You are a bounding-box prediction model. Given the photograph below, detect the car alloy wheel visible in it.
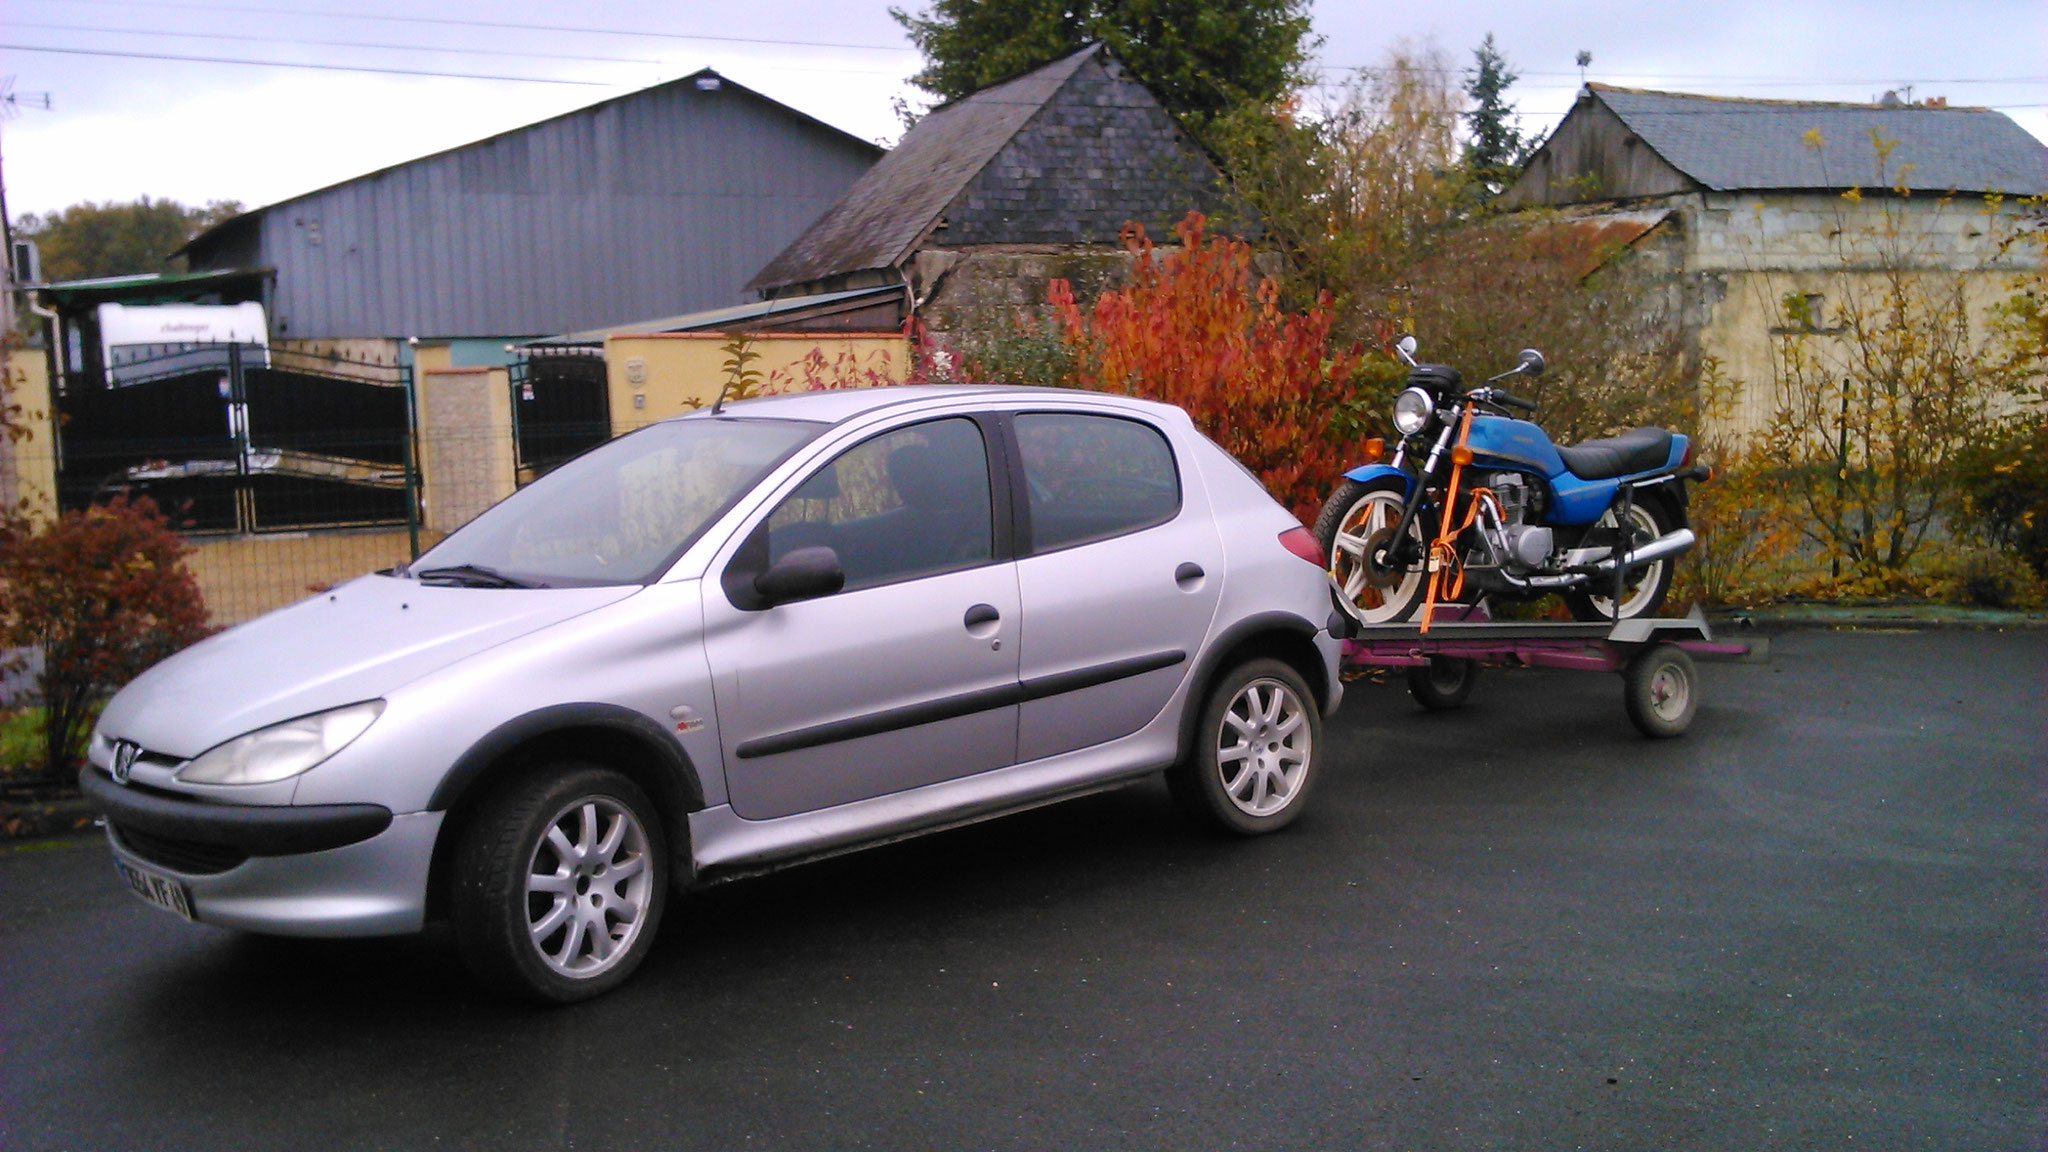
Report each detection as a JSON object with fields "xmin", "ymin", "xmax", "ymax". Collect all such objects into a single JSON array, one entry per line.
[
  {"xmin": 451, "ymin": 763, "xmax": 669, "ymax": 1003},
  {"xmin": 524, "ymin": 794, "xmax": 656, "ymax": 979},
  {"xmin": 1171, "ymin": 658, "xmax": 1321, "ymax": 835}
]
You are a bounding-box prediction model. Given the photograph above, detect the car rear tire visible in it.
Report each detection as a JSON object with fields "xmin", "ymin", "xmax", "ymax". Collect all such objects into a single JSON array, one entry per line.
[
  {"xmin": 450, "ymin": 763, "xmax": 668, "ymax": 1003},
  {"xmin": 1170, "ymin": 658, "xmax": 1321, "ymax": 836}
]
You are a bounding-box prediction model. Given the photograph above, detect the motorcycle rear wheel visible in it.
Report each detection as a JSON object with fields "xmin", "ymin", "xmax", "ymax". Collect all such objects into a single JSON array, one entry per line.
[
  {"xmin": 1564, "ymin": 495, "xmax": 1678, "ymax": 622},
  {"xmin": 1314, "ymin": 477, "xmax": 1429, "ymax": 626}
]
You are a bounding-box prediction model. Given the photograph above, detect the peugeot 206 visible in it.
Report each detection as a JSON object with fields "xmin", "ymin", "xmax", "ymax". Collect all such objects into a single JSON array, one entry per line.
[{"xmin": 84, "ymin": 385, "xmax": 1342, "ymax": 1001}]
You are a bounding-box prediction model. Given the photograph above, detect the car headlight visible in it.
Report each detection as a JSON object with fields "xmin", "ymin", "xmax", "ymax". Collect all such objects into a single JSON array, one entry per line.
[
  {"xmin": 175, "ymin": 701, "xmax": 385, "ymax": 786},
  {"xmin": 1392, "ymin": 387, "xmax": 1435, "ymax": 437}
]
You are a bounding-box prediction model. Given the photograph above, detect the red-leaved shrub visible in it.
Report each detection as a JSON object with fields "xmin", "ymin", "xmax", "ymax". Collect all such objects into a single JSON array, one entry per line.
[
  {"xmin": 1050, "ymin": 212, "xmax": 1364, "ymax": 523},
  {"xmin": 0, "ymin": 497, "xmax": 213, "ymax": 784}
]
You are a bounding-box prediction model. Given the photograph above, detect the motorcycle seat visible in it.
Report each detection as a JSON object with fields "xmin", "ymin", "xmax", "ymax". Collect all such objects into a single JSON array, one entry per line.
[{"xmin": 1556, "ymin": 427, "xmax": 1674, "ymax": 480}]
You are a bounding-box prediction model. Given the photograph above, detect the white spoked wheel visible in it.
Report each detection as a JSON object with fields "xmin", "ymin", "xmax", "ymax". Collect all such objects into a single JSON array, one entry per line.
[
  {"xmin": 1170, "ymin": 658, "xmax": 1322, "ymax": 835},
  {"xmin": 1314, "ymin": 477, "xmax": 1427, "ymax": 625},
  {"xmin": 1564, "ymin": 494, "xmax": 1679, "ymax": 619},
  {"xmin": 1567, "ymin": 498, "xmax": 1677, "ymax": 622}
]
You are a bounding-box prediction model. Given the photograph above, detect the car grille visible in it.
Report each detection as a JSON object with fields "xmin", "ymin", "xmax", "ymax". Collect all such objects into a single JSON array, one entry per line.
[{"xmin": 111, "ymin": 822, "xmax": 249, "ymax": 875}]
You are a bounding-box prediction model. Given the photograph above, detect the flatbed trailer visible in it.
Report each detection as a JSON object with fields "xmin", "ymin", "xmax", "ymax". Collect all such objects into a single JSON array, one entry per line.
[{"xmin": 1332, "ymin": 600, "xmax": 1761, "ymax": 737}]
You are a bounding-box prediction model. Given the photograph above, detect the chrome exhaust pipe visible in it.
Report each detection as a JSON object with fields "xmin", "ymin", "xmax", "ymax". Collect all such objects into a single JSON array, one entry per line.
[
  {"xmin": 1596, "ymin": 527, "xmax": 1695, "ymax": 572},
  {"xmin": 1491, "ymin": 528, "xmax": 1698, "ymax": 593}
]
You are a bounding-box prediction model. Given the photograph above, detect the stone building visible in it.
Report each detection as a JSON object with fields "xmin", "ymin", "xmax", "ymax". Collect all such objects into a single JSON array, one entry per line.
[
  {"xmin": 1502, "ymin": 84, "xmax": 2048, "ymax": 435},
  {"xmin": 746, "ymin": 43, "xmax": 1234, "ymax": 337}
]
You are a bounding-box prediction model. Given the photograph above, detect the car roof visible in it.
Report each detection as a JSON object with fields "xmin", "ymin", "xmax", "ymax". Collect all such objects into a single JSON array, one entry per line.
[{"xmin": 666, "ymin": 384, "xmax": 1181, "ymax": 427}]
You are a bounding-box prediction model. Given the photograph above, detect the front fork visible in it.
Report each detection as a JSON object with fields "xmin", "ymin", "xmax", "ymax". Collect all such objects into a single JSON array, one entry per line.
[{"xmin": 1380, "ymin": 420, "xmax": 1460, "ymax": 568}]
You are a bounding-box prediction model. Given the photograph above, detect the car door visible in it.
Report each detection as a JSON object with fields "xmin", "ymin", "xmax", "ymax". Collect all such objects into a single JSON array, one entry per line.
[
  {"xmin": 1007, "ymin": 410, "xmax": 1224, "ymax": 763},
  {"xmin": 701, "ymin": 415, "xmax": 1022, "ymax": 821}
]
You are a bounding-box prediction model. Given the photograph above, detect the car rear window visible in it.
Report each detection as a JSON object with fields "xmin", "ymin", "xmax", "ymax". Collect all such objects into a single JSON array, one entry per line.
[{"xmin": 1014, "ymin": 413, "xmax": 1180, "ymax": 552}]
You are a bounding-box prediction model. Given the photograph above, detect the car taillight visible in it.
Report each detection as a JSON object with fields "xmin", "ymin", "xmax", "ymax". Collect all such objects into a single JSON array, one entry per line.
[{"xmin": 1278, "ymin": 526, "xmax": 1325, "ymax": 568}]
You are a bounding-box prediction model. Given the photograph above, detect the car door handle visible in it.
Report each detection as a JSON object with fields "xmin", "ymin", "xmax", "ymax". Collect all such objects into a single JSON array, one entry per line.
[
  {"xmin": 963, "ymin": 603, "xmax": 1001, "ymax": 629},
  {"xmin": 1175, "ymin": 562, "xmax": 1205, "ymax": 587}
]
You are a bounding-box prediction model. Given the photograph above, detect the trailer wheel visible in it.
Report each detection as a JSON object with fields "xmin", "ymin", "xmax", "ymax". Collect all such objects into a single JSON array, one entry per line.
[
  {"xmin": 1623, "ymin": 643, "xmax": 1697, "ymax": 738},
  {"xmin": 1406, "ymin": 657, "xmax": 1478, "ymax": 711}
]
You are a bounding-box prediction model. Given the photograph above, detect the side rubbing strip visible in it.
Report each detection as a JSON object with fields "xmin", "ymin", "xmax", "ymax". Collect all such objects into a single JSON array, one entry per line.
[
  {"xmin": 733, "ymin": 650, "xmax": 1187, "ymax": 760},
  {"xmin": 1018, "ymin": 650, "xmax": 1186, "ymax": 702},
  {"xmin": 735, "ymin": 682, "xmax": 1022, "ymax": 759}
]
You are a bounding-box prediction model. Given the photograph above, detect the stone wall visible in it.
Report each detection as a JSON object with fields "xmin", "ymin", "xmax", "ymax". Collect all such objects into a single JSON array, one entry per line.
[
  {"xmin": 1674, "ymin": 192, "xmax": 2041, "ymax": 437},
  {"xmin": 913, "ymin": 245, "xmax": 1138, "ymax": 338}
]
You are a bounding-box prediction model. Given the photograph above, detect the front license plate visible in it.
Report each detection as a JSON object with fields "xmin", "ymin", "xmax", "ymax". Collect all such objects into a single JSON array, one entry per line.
[{"xmin": 114, "ymin": 857, "xmax": 195, "ymax": 922}]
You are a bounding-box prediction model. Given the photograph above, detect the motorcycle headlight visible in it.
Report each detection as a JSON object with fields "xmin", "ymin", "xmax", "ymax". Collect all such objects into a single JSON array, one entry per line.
[
  {"xmin": 175, "ymin": 701, "xmax": 384, "ymax": 786},
  {"xmin": 1392, "ymin": 387, "xmax": 1434, "ymax": 437}
]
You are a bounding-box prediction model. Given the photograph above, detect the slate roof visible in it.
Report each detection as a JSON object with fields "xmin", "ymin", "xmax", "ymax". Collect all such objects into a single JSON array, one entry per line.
[
  {"xmin": 1589, "ymin": 84, "xmax": 2048, "ymax": 195},
  {"xmin": 748, "ymin": 43, "xmax": 1226, "ymax": 293}
]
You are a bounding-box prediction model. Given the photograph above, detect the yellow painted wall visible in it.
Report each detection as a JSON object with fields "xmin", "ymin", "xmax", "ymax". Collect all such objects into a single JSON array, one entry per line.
[
  {"xmin": 187, "ymin": 528, "xmax": 444, "ymax": 626},
  {"xmin": 1699, "ymin": 268, "xmax": 2028, "ymax": 439},
  {"xmin": 604, "ymin": 332, "xmax": 910, "ymax": 434},
  {"xmin": 1, "ymin": 341, "xmax": 58, "ymax": 524},
  {"xmin": 1682, "ymin": 193, "xmax": 2042, "ymax": 441}
]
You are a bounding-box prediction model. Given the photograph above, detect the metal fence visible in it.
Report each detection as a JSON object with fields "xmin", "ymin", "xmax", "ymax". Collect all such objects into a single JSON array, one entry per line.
[
  {"xmin": 509, "ymin": 346, "xmax": 609, "ymax": 482},
  {"xmin": 6, "ymin": 343, "xmax": 642, "ymax": 626},
  {"xmin": 55, "ymin": 343, "xmax": 417, "ymax": 538}
]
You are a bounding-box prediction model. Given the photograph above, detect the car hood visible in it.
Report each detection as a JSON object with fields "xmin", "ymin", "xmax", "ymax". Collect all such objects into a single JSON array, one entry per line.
[{"xmin": 99, "ymin": 574, "xmax": 639, "ymax": 759}]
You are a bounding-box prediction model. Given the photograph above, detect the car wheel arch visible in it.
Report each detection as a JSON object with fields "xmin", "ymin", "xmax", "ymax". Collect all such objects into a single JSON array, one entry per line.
[
  {"xmin": 424, "ymin": 704, "xmax": 704, "ymax": 918},
  {"xmin": 1175, "ymin": 612, "xmax": 1330, "ymax": 767}
]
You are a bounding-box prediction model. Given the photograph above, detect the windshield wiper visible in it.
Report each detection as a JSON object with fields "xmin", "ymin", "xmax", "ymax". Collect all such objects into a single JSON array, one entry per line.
[{"xmin": 411, "ymin": 563, "xmax": 533, "ymax": 589}]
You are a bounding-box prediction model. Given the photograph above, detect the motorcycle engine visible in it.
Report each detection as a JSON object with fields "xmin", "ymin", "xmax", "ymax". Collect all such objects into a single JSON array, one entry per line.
[{"xmin": 1484, "ymin": 472, "xmax": 1552, "ymax": 572}]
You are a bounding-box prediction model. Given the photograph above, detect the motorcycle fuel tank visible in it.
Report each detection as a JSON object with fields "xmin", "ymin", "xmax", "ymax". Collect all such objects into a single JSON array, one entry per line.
[{"xmin": 1464, "ymin": 416, "xmax": 1564, "ymax": 474}]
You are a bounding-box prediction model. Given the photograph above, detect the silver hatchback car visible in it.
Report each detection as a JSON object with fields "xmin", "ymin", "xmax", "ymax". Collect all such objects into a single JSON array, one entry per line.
[{"xmin": 84, "ymin": 385, "xmax": 1342, "ymax": 1001}]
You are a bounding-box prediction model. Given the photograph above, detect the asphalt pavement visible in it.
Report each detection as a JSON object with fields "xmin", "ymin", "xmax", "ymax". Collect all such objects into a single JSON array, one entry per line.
[{"xmin": 1, "ymin": 629, "xmax": 2040, "ymax": 1151}]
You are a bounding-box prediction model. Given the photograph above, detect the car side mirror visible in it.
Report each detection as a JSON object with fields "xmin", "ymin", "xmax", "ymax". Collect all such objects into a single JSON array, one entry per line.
[
  {"xmin": 1516, "ymin": 348, "xmax": 1546, "ymax": 378},
  {"xmin": 753, "ymin": 546, "xmax": 844, "ymax": 607}
]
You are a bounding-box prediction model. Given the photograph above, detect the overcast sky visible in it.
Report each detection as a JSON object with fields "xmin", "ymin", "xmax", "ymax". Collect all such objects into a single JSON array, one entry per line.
[{"xmin": 3, "ymin": 0, "xmax": 2043, "ymax": 218}]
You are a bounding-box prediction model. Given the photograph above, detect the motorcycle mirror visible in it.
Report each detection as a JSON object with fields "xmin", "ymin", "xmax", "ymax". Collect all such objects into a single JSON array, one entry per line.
[
  {"xmin": 1515, "ymin": 348, "xmax": 1546, "ymax": 378},
  {"xmin": 1397, "ymin": 335, "xmax": 1418, "ymax": 358}
]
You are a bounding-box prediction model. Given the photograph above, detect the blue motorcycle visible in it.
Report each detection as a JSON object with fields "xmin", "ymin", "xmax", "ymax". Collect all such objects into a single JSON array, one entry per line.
[{"xmin": 1314, "ymin": 337, "xmax": 1710, "ymax": 625}]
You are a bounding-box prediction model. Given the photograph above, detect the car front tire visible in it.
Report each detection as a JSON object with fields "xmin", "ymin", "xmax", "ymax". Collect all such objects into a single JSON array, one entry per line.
[
  {"xmin": 450, "ymin": 763, "xmax": 668, "ymax": 1003},
  {"xmin": 1171, "ymin": 658, "xmax": 1321, "ymax": 836}
]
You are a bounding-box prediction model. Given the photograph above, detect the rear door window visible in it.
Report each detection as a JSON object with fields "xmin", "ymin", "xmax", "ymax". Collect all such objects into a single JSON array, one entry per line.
[{"xmin": 1013, "ymin": 413, "xmax": 1180, "ymax": 553}]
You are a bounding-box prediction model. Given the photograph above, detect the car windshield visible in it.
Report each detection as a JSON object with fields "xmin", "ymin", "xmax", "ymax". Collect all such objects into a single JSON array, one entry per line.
[{"xmin": 411, "ymin": 417, "xmax": 822, "ymax": 587}]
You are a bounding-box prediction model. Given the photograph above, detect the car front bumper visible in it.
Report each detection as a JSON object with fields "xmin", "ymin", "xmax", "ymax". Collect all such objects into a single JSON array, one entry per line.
[{"xmin": 82, "ymin": 767, "xmax": 443, "ymax": 937}]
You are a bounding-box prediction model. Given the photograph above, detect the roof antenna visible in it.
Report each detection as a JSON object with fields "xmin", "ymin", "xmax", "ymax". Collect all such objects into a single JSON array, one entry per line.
[
  {"xmin": 711, "ymin": 380, "xmax": 730, "ymax": 414},
  {"xmin": 1576, "ymin": 51, "xmax": 1592, "ymax": 86}
]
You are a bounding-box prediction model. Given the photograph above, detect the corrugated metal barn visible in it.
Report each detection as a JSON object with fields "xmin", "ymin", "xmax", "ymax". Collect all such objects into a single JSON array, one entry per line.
[{"xmin": 180, "ymin": 70, "xmax": 882, "ymax": 342}]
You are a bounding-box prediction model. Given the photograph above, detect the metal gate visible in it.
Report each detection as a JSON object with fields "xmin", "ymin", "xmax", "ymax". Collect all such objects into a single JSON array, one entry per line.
[
  {"xmin": 509, "ymin": 347, "xmax": 610, "ymax": 483},
  {"xmin": 55, "ymin": 344, "xmax": 417, "ymax": 534}
]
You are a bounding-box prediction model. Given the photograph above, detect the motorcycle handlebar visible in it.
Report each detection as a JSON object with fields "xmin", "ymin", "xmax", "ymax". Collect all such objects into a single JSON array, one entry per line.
[{"xmin": 1475, "ymin": 388, "xmax": 1538, "ymax": 413}]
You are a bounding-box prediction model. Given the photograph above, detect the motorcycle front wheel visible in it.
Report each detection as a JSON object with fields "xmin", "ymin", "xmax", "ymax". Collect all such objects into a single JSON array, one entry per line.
[
  {"xmin": 1314, "ymin": 477, "xmax": 1429, "ymax": 626},
  {"xmin": 1564, "ymin": 495, "xmax": 1678, "ymax": 622}
]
